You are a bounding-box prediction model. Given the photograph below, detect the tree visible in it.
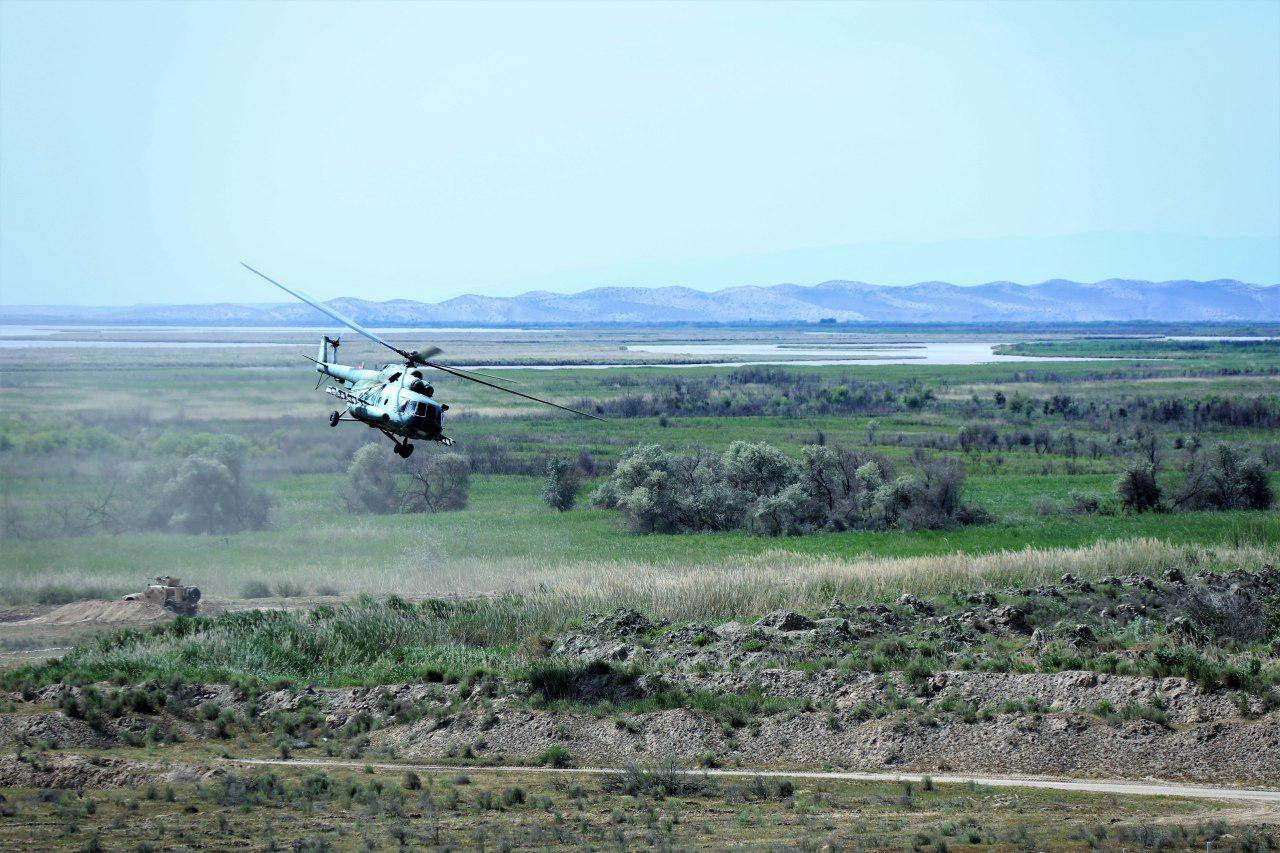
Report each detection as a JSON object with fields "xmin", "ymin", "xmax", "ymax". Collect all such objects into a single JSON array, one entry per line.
[
  {"xmin": 1174, "ymin": 442, "xmax": 1273, "ymax": 511},
  {"xmin": 401, "ymin": 452, "xmax": 471, "ymax": 513},
  {"xmin": 720, "ymin": 441, "xmax": 797, "ymax": 502},
  {"xmin": 164, "ymin": 456, "xmax": 244, "ymax": 533},
  {"xmin": 752, "ymin": 483, "xmax": 808, "ymax": 536},
  {"xmin": 339, "ymin": 443, "xmax": 399, "ymax": 514},
  {"xmin": 133, "ymin": 436, "xmax": 272, "ymax": 533},
  {"xmin": 1115, "ymin": 461, "xmax": 1162, "ymax": 513},
  {"xmin": 542, "ymin": 456, "xmax": 582, "ymax": 512},
  {"xmin": 1134, "ymin": 426, "xmax": 1161, "ymax": 470},
  {"xmin": 594, "ymin": 441, "xmax": 983, "ymax": 536}
]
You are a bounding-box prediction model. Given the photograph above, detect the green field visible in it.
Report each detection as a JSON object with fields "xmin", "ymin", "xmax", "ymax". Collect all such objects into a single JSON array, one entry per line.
[{"xmin": 2, "ymin": 325, "xmax": 1278, "ymax": 604}]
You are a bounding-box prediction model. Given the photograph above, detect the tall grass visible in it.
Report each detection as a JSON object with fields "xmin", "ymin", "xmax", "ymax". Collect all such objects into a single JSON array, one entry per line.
[
  {"xmin": 400, "ymin": 538, "xmax": 1275, "ymax": 627},
  {"xmin": 7, "ymin": 539, "xmax": 1275, "ymax": 688},
  {"xmin": 11, "ymin": 599, "xmax": 514, "ymax": 687},
  {"xmin": 3, "ymin": 491, "xmax": 1276, "ymax": 605}
]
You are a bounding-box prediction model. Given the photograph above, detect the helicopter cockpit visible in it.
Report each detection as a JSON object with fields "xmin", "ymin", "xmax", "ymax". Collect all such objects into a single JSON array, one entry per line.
[{"xmin": 399, "ymin": 396, "xmax": 443, "ymax": 437}]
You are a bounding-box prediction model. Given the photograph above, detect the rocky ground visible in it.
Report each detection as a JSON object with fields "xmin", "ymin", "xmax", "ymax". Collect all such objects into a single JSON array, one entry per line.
[{"xmin": 1, "ymin": 565, "xmax": 1277, "ymax": 791}]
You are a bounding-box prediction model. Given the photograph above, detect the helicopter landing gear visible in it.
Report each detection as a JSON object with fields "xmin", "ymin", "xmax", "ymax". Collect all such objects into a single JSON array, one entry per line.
[
  {"xmin": 393, "ymin": 442, "xmax": 415, "ymax": 458},
  {"xmin": 329, "ymin": 411, "xmax": 341, "ymax": 427}
]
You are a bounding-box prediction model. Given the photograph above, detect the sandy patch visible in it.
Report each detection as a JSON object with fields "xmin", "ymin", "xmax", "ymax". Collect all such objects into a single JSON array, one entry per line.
[{"xmin": 17, "ymin": 599, "xmax": 173, "ymax": 625}]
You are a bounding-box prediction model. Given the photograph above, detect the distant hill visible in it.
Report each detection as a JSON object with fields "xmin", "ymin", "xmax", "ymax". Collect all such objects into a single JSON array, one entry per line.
[{"xmin": 4, "ymin": 279, "xmax": 1277, "ymax": 325}]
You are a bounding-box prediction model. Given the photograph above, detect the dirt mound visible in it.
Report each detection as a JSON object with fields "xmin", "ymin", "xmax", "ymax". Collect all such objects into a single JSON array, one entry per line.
[
  {"xmin": 375, "ymin": 705, "xmax": 1280, "ymax": 786},
  {"xmin": 21, "ymin": 599, "xmax": 172, "ymax": 625},
  {"xmin": 0, "ymin": 752, "xmax": 189, "ymax": 788},
  {"xmin": 0, "ymin": 712, "xmax": 116, "ymax": 749}
]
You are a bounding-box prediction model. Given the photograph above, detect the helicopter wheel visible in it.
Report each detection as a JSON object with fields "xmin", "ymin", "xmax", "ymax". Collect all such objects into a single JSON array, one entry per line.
[
  {"xmin": 394, "ymin": 442, "xmax": 414, "ymax": 458},
  {"xmin": 328, "ymin": 411, "xmax": 341, "ymax": 427}
]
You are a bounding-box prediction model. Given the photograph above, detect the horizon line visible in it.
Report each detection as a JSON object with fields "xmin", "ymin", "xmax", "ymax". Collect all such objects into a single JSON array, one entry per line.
[{"xmin": 3, "ymin": 276, "xmax": 1278, "ymax": 310}]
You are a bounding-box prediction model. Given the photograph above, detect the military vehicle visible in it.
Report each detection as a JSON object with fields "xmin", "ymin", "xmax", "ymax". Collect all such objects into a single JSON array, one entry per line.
[
  {"xmin": 241, "ymin": 263, "xmax": 605, "ymax": 458},
  {"xmin": 123, "ymin": 576, "xmax": 201, "ymax": 615}
]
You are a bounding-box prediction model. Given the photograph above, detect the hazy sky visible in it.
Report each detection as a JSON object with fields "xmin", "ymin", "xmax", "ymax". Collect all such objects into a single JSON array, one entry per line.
[{"xmin": 1, "ymin": 0, "xmax": 1277, "ymax": 306}]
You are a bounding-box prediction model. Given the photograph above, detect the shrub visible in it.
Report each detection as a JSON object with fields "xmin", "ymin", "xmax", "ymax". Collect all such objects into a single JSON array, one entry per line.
[
  {"xmin": 538, "ymin": 745, "xmax": 571, "ymax": 767},
  {"xmin": 1115, "ymin": 461, "xmax": 1161, "ymax": 512},
  {"xmin": 1180, "ymin": 589, "xmax": 1273, "ymax": 645},
  {"xmin": 241, "ymin": 580, "xmax": 272, "ymax": 599},
  {"xmin": 1174, "ymin": 443, "xmax": 1274, "ymax": 511},
  {"xmin": 542, "ymin": 457, "xmax": 582, "ymax": 512},
  {"xmin": 1069, "ymin": 492, "xmax": 1101, "ymax": 514},
  {"xmin": 131, "ymin": 436, "xmax": 272, "ymax": 534},
  {"xmin": 602, "ymin": 762, "xmax": 717, "ymax": 798},
  {"xmin": 339, "ymin": 444, "xmax": 399, "ymax": 514},
  {"xmin": 401, "ymin": 452, "xmax": 470, "ymax": 513},
  {"xmin": 593, "ymin": 441, "xmax": 985, "ymax": 536}
]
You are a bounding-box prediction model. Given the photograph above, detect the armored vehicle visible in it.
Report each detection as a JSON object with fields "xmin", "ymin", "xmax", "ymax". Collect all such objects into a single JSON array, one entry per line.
[{"xmin": 123, "ymin": 576, "xmax": 201, "ymax": 615}]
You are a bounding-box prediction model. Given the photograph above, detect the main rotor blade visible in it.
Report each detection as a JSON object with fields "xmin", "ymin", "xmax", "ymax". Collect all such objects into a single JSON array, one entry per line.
[
  {"xmin": 424, "ymin": 362, "xmax": 606, "ymax": 421},
  {"xmin": 434, "ymin": 364, "xmax": 520, "ymax": 384},
  {"xmin": 241, "ymin": 262, "xmax": 425, "ymax": 363}
]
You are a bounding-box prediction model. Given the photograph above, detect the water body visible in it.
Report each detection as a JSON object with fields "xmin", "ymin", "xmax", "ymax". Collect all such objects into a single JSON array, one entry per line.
[
  {"xmin": 1, "ymin": 327, "xmax": 1264, "ymax": 365},
  {"xmin": 619, "ymin": 342, "xmax": 1105, "ymax": 366},
  {"xmin": 463, "ymin": 344, "xmax": 1109, "ymax": 371},
  {"xmin": 0, "ymin": 339, "xmax": 303, "ymax": 349},
  {"xmin": 1161, "ymin": 335, "xmax": 1278, "ymax": 342}
]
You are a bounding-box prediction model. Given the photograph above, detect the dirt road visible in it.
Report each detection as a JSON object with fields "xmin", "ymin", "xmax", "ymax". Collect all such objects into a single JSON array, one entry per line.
[{"xmin": 226, "ymin": 757, "xmax": 1280, "ymax": 805}]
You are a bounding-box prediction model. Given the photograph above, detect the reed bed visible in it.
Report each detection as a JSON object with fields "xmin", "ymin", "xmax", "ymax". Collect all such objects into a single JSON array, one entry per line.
[{"xmin": 8, "ymin": 539, "xmax": 1275, "ymax": 688}]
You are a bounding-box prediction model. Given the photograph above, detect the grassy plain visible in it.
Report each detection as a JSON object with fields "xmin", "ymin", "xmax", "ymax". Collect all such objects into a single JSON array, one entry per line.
[
  {"xmin": 0, "ymin": 758, "xmax": 1256, "ymax": 851},
  {"xmin": 2, "ymin": 324, "xmax": 1278, "ymax": 605},
  {"xmin": 3, "ymin": 326, "xmax": 1280, "ymax": 849}
]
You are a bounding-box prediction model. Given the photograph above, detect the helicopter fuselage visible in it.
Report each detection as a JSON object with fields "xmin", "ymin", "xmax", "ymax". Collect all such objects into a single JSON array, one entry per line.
[{"xmin": 317, "ymin": 358, "xmax": 447, "ymax": 443}]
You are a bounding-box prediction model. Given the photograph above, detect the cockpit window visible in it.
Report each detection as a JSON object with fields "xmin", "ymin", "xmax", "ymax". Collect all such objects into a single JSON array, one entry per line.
[
  {"xmin": 388, "ymin": 372, "xmax": 402, "ymax": 382},
  {"xmin": 415, "ymin": 402, "xmax": 427, "ymax": 416}
]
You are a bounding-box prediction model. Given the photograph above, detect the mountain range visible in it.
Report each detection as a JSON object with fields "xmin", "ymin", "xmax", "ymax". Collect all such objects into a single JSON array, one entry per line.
[{"xmin": 4, "ymin": 279, "xmax": 1277, "ymax": 325}]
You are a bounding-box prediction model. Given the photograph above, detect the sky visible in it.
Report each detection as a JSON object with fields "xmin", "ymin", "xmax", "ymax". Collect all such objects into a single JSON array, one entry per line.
[{"xmin": 0, "ymin": 0, "xmax": 1277, "ymax": 306}]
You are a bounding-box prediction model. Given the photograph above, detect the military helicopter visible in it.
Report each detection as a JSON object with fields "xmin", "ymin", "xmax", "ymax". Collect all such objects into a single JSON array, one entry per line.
[{"xmin": 242, "ymin": 263, "xmax": 604, "ymax": 458}]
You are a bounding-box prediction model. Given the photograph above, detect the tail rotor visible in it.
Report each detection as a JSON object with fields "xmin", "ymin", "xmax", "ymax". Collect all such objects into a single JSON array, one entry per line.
[{"xmin": 316, "ymin": 335, "xmax": 342, "ymax": 388}]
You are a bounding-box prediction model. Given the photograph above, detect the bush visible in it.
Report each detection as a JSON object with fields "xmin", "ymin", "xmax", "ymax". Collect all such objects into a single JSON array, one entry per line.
[
  {"xmin": 339, "ymin": 444, "xmax": 399, "ymax": 514},
  {"xmin": 132, "ymin": 436, "xmax": 272, "ymax": 534},
  {"xmin": 1115, "ymin": 461, "xmax": 1161, "ymax": 512},
  {"xmin": 542, "ymin": 457, "xmax": 582, "ymax": 512},
  {"xmin": 241, "ymin": 580, "xmax": 272, "ymax": 599},
  {"xmin": 538, "ymin": 745, "xmax": 571, "ymax": 767},
  {"xmin": 592, "ymin": 441, "xmax": 986, "ymax": 536},
  {"xmin": 400, "ymin": 452, "xmax": 470, "ymax": 513},
  {"xmin": 602, "ymin": 762, "xmax": 717, "ymax": 798},
  {"xmin": 1174, "ymin": 443, "xmax": 1274, "ymax": 511},
  {"xmin": 1069, "ymin": 492, "xmax": 1101, "ymax": 514}
]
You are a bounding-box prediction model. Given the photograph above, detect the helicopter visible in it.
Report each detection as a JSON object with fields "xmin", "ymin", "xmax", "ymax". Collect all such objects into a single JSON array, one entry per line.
[{"xmin": 242, "ymin": 263, "xmax": 604, "ymax": 458}]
